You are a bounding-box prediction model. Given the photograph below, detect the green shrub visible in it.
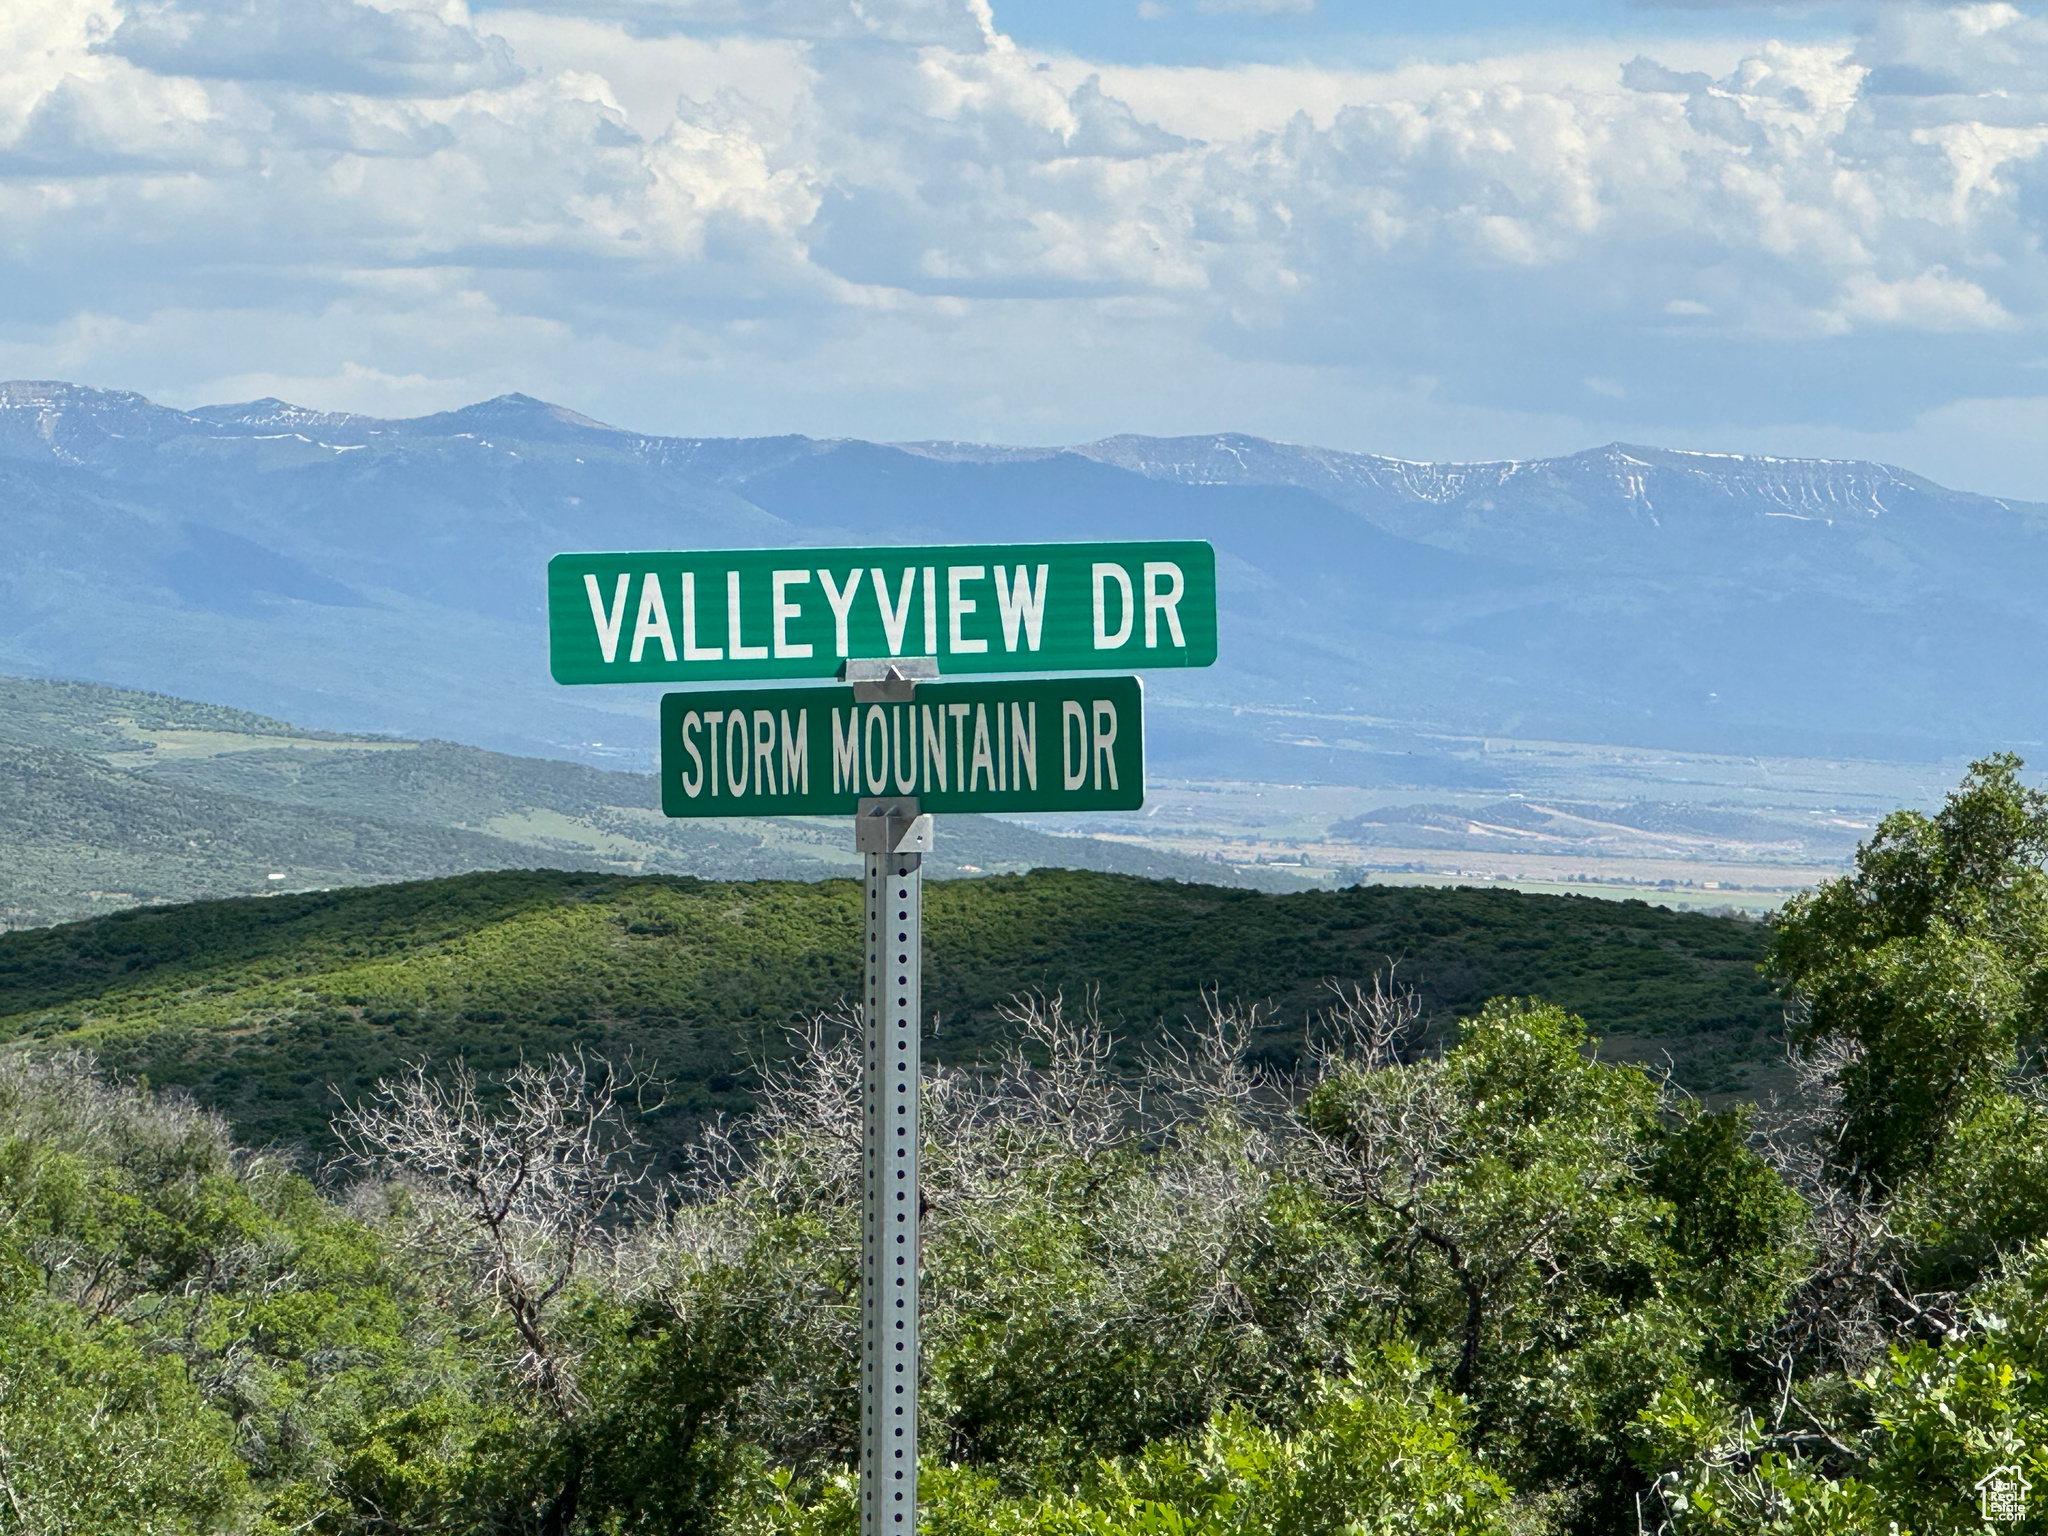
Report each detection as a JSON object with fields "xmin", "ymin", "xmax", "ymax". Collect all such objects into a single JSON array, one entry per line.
[{"xmin": 725, "ymin": 1366, "xmax": 1508, "ymax": 1536}]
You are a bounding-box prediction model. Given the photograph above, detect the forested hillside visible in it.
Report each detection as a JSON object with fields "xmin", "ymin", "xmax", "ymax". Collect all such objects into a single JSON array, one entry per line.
[
  {"xmin": 8, "ymin": 760, "xmax": 2048, "ymax": 1536},
  {"xmin": 0, "ymin": 869, "xmax": 1778, "ymax": 1152}
]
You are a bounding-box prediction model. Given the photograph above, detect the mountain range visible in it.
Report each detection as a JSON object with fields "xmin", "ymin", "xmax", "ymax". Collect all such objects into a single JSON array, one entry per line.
[{"xmin": 3, "ymin": 379, "xmax": 2042, "ymax": 784}]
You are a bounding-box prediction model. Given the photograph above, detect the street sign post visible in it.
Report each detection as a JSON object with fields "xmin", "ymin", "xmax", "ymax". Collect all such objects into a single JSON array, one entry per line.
[
  {"xmin": 862, "ymin": 814, "xmax": 923, "ymax": 1536},
  {"xmin": 549, "ymin": 540, "xmax": 1215, "ymax": 683},
  {"xmin": 548, "ymin": 539, "xmax": 1215, "ymax": 1536}
]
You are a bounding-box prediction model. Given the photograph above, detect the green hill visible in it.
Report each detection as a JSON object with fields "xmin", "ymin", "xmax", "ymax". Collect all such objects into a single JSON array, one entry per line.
[
  {"xmin": 0, "ymin": 673, "xmax": 1302, "ymax": 927},
  {"xmin": 0, "ymin": 867, "xmax": 1782, "ymax": 1151},
  {"xmin": 0, "ymin": 742, "xmax": 583, "ymax": 921}
]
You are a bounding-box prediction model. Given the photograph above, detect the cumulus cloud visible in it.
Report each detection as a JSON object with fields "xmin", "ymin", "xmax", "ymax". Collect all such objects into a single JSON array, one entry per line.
[
  {"xmin": 1, "ymin": 0, "xmax": 2047, "ymax": 464},
  {"xmin": 106, "ymin": 0, "xmax": 524, "ymax": 95},
  {"xmin": 1620, "ymin": 54, "xmax": 1713, "ymax": 92},
  {"xmin": 482, "ymin": 0, "xmax": 996, "ymax": 46}
]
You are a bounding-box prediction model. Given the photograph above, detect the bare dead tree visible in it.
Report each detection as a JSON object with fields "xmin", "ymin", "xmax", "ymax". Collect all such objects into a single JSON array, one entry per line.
[
  {"xmin": 1143, "ymin": 988, "xmax": 1268, "ymax": 1131},
  {"xmin": 960, "ymin": 992, "xmax": 1135, "ymax": 1163},
  {"xmin": 1744, "ymin": 1029, "xmax": 1968, "ymax": 1384},
  {"xmin": 333, "ymin": 1051, "xmax": 653, "ymax": 1418},
  {"xmin": 1296, "ymin": 973, "xmax": 1453, "ymax": 1205},
  {"xmin": 679, "ymin": 1010, "xmax": 867, "ymax": 1221},
  {"xmin": 919, "ymin": 990, "xmax": 1309, "ymax": 1411},
  {"xmin": 1310, "ymin": 972, "xmax": 1424, "ymax": 1079}
]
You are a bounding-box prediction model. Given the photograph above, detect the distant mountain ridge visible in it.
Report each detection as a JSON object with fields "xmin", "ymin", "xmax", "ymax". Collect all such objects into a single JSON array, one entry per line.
[
  {"xmin": 1078, "ymin": 433, "xmax": 1937, "ymax": 514},
  {"xmin": 0, "ymin": 379, "xmax": 1959, "ymax": 531},
  {"xmin": 1, "ymin": 379, "xmax": 2041, "ymax": 777}
]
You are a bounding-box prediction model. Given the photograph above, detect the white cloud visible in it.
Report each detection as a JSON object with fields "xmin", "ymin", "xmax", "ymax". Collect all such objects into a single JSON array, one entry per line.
[
  {"xmin": 2, "ymin": 0, "xmax": 2048, "ymax": 489},
  {"xmin": 1832, "ymin": 265, "xmax": 2010, "ymax": 330},
  {"xmin": 105, "ymin": 0, "xmax": 524, "ymax": 96}
]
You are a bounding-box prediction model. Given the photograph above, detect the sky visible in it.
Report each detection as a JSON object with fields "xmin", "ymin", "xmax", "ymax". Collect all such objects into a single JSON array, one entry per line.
[{"xmin": 3, "ymin": 0, "xmax": 2047, "ymax": 496}]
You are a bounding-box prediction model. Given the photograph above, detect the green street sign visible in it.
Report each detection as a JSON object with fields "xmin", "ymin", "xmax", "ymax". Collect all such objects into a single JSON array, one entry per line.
[
  {"xmin": 659, "ymin": 676, "xmax": 1144, "ymax": 816},
  {"xmin": 550, "ymin": 542, "xmax": 1215, "ymax": 684}
]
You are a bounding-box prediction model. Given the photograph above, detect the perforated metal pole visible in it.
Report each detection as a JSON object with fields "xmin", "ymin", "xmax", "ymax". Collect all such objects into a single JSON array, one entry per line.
[{"xmin": 856, "ymin": 795, "xmax": 930, "ymax": 1536}]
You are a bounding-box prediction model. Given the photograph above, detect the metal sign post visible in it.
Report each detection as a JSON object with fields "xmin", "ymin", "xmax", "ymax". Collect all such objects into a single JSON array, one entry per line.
[
  {"xmin": 850, "ymin": 663, "xmax": 935, "ymax": 1536},
  {"xmin": 858, "ymin": 797, "xmax": 930, "ymax": 1535},
  {"xmin": 545, "ymin": 537, "xmax": 1218, "ymax": 1536}
]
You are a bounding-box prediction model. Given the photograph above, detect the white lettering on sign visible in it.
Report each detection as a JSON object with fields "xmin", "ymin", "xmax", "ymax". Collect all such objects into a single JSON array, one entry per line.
[
  {"xmin": 753, "ymin": 710, "xmax": 777, "ymax": 795},
  {"xmin": 1092, "ymin": 700, "xmax": 1120, "ymax": 791},
  {"xmin": 726, "ymin": 706, "xmax": 751, "ymax": 794},
  {"xmin": 920, "ymin": 708, "xmax": 945, "ymax": 791},
  {"xmin": 948, "ymin": 704, "xmax": 970, "ymax": 788},
  {"xmin": 685, "ymin": 697, "xmax": 1093, "ymax": 805},
  {"xmin": 681, "ymin": 710, "xmax": 705, "ymax": 797},
  {"xmin": 773, "ymin": 571, "xmax": 813, "ymax": 659},
  {"xmin": 995, "ymin": 565, "xmax": 1048, "ymax": 652},
  {"xmin": 684, "ymin": 707, "xmax": 814, "ymax": 799},
  {"xmin": 703, "ymin": 711, "xmax": 724, "ymax": 796},
  {"xmin": 820, "ymin": 568, "xmax": 862, "ymax": 658},
  {"xmin": 948, "ymin": 567, "xmax": 988, "ymax": 654},
  {"xmin": 889, "ymin": 708, "xmax": 913, "ymax": 795},
  {"xmin": 1062, "ymin": 700, "xmax": 1087, "ymax": 790},
  {"xmin": 781, "ymin": 710, "xmax": 809, "ymax": 795},
  {"xmin": 1092, "ymin": 564, "xmax": 1133, "ymax": 650},
  {"xmin": 599, "ymin": 559, "xmax": 1174, "ymax": 673},
  {"xmin": 631, "ymin": 573, "xmax": 676, "ymax": 663},
  {"xmin": 681, "ymin": 573, "xmax": 723, "ymax": 661},
  {"xmin": 1010, "ymin": 703, "xmax": 1038, "ymax": 790},
  {"xmin": 727, "ymin": 571, "xmax": 768, "ymax": 662},
  {"xmin": 873, "ymin": 567, "xmax": 916, "ymax": 656},
  {"xmin": 968, "ymin": 705, "xmax": 995, "ymax": 793},
  {"xmin": 585, "ymin": 573, "xmax": 630, "ymax": 664},
  {"xmin": 1143, "ymin": 562, "xmax": 1186, "ymax": 649},
  {"xmin": 863, "ymin": 705, "xmax": 888, "ymax": 796},
  {"xmin": 833, "ymin": 708, "xmax": 859, "ymax": 793}
]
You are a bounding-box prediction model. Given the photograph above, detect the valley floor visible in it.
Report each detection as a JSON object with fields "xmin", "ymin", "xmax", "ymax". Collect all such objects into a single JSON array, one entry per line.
[{"xmin": 1011, "ymin": 737, "xmax": 1970, "ymax": 912}]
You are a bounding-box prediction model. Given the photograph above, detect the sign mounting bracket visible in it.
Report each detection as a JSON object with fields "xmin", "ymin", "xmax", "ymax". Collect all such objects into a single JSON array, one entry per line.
[{"xmin": 844, "ymin": 656, "xmax": 940, "ymax": 702}]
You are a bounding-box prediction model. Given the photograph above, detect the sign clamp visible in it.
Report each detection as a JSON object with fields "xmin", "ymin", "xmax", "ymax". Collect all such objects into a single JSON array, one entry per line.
[
  {"xmin": 849, "ymin": 660, "xmax": 938, "ymax": 853},
  {"xmin": 844, "ymin": 656, "xmax": 939, "ymax": 702}
]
